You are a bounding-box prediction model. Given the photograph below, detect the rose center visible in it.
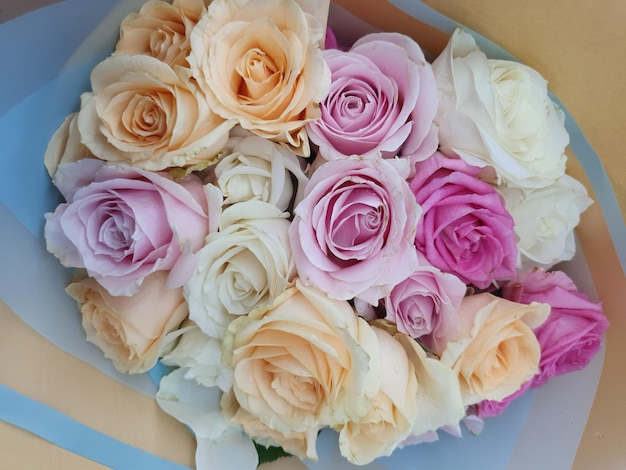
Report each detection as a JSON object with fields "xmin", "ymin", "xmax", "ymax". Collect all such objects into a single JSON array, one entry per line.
[
  {"xmin": 326, "ymin": 186, "xmax": 388, "ymax": 262},
  {"xmin": 237, "ymin": 48, "xmax": 281, "ymax": 100}
]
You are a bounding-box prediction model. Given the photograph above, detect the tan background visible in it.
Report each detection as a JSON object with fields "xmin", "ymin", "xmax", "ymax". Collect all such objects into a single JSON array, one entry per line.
[{"xmin": 1, "ymin": 0, "xmax": 625, "ymax": 469}]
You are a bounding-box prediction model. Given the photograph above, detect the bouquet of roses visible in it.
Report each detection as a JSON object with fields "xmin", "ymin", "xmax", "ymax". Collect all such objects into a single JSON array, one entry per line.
[{"xmin": 42, "ymin": 0, "xmax": 608, "ymax": 467}]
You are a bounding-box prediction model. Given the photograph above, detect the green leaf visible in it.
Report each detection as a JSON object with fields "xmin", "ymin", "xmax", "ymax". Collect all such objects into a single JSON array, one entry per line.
[{"xmin": 254, "ymin": 442, "xmax": 291, "ymax": 466}]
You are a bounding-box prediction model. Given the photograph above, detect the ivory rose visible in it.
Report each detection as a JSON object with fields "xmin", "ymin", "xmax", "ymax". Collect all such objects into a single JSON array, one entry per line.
[
  {"xmin": 44, "ymin": 113, "xmax": 94, "ymax": 177},
  {"xmin": 45, "ymin": 159, "xmax": 220, "ymax": 296},
  {"xmin": 77, "ymin": 54, "xmax": 232, "ymax": 171},
  {"xmin": 410, "ymin": 152, "xmax": 517, "ymax": 289},
  {"xmin": 160, "ymin": 321, "xmax": 233, "ymax": 392},
  {"xmin": 336, "ymin": 326, "xmax": 418, "ymax": 465},
  {"xmin": 439, "ymin": 293, "xmax": 550, "ymax": 405},
  {"xmin": 432, "ymin": 28, "xmax": 568, "ymax": 189},
  {"xmin": 66, "ymin": 271, "xmax": 188, "ymax": 374},
  {"xmin": 222, "ymin": 280, "xmax": 380, "ymax": 437},
  {"xmin": 185, "ymin": 201, "xmax": 295, "ymax": 338},
  {"xmin": 188, "ymin": 0, "xmax": 331, "ymax": 155},
  {"xmin": 289, "ymin": 156, "xmax": 421, "ymax": 304},
  {"xmin": 502, "ymin": 268, "xmax": 608, "ymax": 388},
  {"xmin": 337, "ymin": 321, "xmax": 465, "ymax": 464},
  {"xmin": 156, "ymin": 369, "xmax": 258, "ymax": 470},
  {"xmin": 499, "ymin": 175, "xmax": 593, "ymax": 269},
  {"xmin": 306, "ymin": 32, "xmax": 438, "ymax": 177},
  {"xmin": 114, "ymin": 0, "xmax": 206, "ymax": 68},
  {"xmin": 208, "ymin": 131, "xmax": 308, "ymax": 211}
]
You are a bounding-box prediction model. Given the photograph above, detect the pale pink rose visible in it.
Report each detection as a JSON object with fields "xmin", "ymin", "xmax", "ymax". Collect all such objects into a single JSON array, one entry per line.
[
  {"xmin": 66, "ymin": 270, "xmax": 188, "ymax": 374},
  {"xmin": 306, "ymin": 32, "xmax": 438, "ymax": 177},
  {"xmin": 45, "ymin": 159, "xmax": 221, "ymax": 296},
  {"xmin": 439, "ymin": 293, "xmax": 549, "ymax": 405},
  {"xmin": 114, "ymin": 0, "xmax": 207, "ymax": 68},
  {"xmin": 502, "ymin": 268, "xmax": 608, "ymax": 388},
  {"xmin": 289, "ymin": 156, "xmax": 421, "ymax": 304},
  {"xmin": 188, "ymin": 0, "xmax": 331, "ymax": 156},
  {"xmin": 383, "ymin": 256, "xmax": 466, "ymax": 352},
  {"xmin": 44, "ymin": 112, "xmax": 94, "ymax": 178},
  {"xmin": 409, "ymin": 152, "xmax": 517, "ymax": 289},
  {"xmin": 77, "ymin": 54, "xmax": 232, "ymax": 171},
  {"xmin": 324, "ymin": 26, "xmax": 338, "ymax": 50},
  {"xmin": 222, "ymin": 280, "xmax": 380, "ymax": 437}
]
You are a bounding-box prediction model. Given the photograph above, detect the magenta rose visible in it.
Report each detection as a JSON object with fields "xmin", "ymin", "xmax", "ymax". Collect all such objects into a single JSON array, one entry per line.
[
  {"xmin": 502, "ymin": 268, "xmax": 608, "ymax": 388},
  {"xmin": 306, "ymin": 32, "xmax": 438, "ymax": 177},
  {"xmin": 45, "ymin": 159, "xmax": 220, "ymax": 296},
  {"xmin": 289, "ymin": 156, "xmax": 421, "ymax": 304},
  {"xmin": 383, "ymin": 255, "xmax": 466, "ymax": 351},
  {"xmin": 409, "ymin": 152, "xmax": 517, "ymax": 289}
]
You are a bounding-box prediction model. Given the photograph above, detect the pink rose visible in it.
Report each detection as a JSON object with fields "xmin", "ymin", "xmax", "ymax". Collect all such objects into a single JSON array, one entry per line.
[
  {"xmin": 383, "ymin": 255, "xmax": 466, "ymax": 351},
  {"xmin": 409, "ymin": 152, "xmax": 517, "ymax": 289},
  {"xmin": 324, "ymin": 26, "xmax": 339, "ymax": 50},
  {"xmin": 306, "ymin": 32, "xmax": 438, "ymax": 177},
  {"xmin": 45, "ymin": 159, "xmax": 221, "ymax": 296},
  {"xmin": 289, "ymin": 156, "xmax": 421, "ymax": 304},
  {"xmin": 502, "ymin": 268, "xmax": 608, "ymax": 388}
]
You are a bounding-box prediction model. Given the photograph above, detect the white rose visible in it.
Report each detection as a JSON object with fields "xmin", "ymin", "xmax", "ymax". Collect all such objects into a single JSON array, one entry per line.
[
  {"xmin": 499, "ymin": 174, "xmax": 593, "ymax": 269},
  {"xmin": 161, "ymin": 321, "xmax": 233, "ymax": 392},
  {"xmin": 156, "ymin": 369, "xmax": 258, "ymax": 470},
  {"xmin": 212, "ymin": 130, "xmax": 308, "ymax": 211},
  {"xmin": 432, "ymin": 28, "xmax": 568, "ymax": 189},
  {"xmin": 185, "ymin": 201, "xmax": 295, "ymax": 338}
]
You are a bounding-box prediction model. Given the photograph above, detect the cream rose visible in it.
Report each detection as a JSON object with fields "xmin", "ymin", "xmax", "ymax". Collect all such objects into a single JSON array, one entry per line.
[
  {"xmin": 77, "ymin": 54, "xmax": 232, "ymax": 171},
  {"xmin": 432, "ymin": 28, "xmax": 568, "ymax": 189},
  {"xmin": 336, "ymin": 326, "xmax": 418, "ymax": 465},
  {"xmin": 499, "ymin": 174, "xmax": 593, "ymax": 269},
  {"xmin": 209, "ymin": 130, "xmax": 308, "ymax": 211},
  {"xmin": 66, "ymin": 270, "xmax": 188, "ymax": 374},
  {"xmin": 439, "ymin": 293, "xmax": 550, "ymax": 405},
  {"xmin": 114, "ymin": 0, "xmax": 206, "ymax": 68},
  {"xmin": 185, "ymin": 201, "xmax": 295, "ymax": 338},
  {"xmin": 188, "ymin": 0, "xmax": 331, "ymax": 155},
  {"xmin": 160, "ymin": 321, "xmax": 233, "ymax": 392},
  {"xmin": 44, "ymin": 112, "xmax": 94, "ymax": 177},
  {"xmin": 222, "ymin": 280, "xmax": 380, "ymax": 437},
  {"xmin": 337, "ymin": 321, "xmax": 465, "ymax": 464}
]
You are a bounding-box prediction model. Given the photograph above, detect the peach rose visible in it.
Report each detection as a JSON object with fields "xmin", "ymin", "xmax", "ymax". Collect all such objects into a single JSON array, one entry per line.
[
  {"xmin": 188, "ymin": 0, "xmax": 331, "ymax": 155},
  {"xmin": 114, "ymin": 0, "xmax": 207, "ymax": 68},
  {"xmin": 77, "ymin": 54, "xmax": 233, "ymax": 171},
  {"xmin": 66, "ymin": 270, "xmax": 188, "ymax": 374},
  {"xmin": 44, "ymin": 112, "xmax": 94, "ymax": 177},
  {"xmin": 439, "ymin": 293, "xmax": 549, "ymax": 405},
  {"xmin": 337, "ymin": 322, "xmax": 465, "ymax": 464},
  {"xmin": 222, "ymin": 280, "xmax": 379, "ymax": 438},
  {"xmin": 222, "ymin": 390, "xmax": 319, "ymax": 461}
]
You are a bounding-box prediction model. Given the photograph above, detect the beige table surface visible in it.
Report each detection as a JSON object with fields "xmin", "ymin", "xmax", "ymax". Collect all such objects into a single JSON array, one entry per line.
[{"xmin": 1, "ymin": 1, "xmax": 625, "ymax": 469}]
